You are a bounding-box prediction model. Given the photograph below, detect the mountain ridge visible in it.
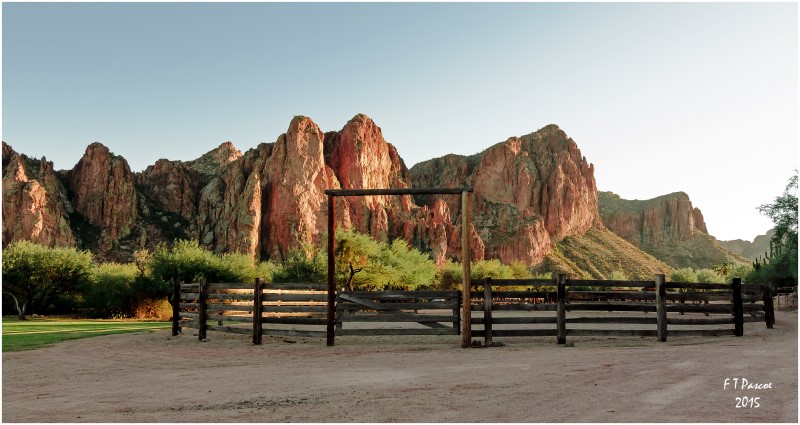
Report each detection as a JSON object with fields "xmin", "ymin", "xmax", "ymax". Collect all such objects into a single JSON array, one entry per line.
[{"xmin": 2, "ymin": 115, "xmax": 739, "ymax": 276}]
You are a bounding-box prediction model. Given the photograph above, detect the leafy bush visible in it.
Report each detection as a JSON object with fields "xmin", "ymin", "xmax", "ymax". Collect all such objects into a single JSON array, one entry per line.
[
  {"xmin": 84, "ymin": 262, "xmax": 139, "ymax": 318},
  {"xmin": 670, "ymin": 267, "xmax": 698, "ymax": 283},
  {"xmin": 696, "ymin": 268, "xmax": 724, "ymax": 284},
  {"xmin": 333, "ymin": 229, "xmax": 436, "ymax": 291},
  {"xmin": 2, "ymin": 241, "xmax": 93, "ymax": 319}
]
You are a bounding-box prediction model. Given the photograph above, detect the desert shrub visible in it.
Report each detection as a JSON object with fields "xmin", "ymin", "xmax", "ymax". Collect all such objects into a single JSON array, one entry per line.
[
  {"xmin": 84, "ymin": 262, "xmax": 139, "ymax": 318},
  {"xmin": 332, "ymin": 229, "xmax": 436, "ymax": 291},
  {"xmin": 670, "ymin": 267, "xmax": 698, "ymax": 283},
  {"xmin": 2, "ymin": 241, "xmax": 93, "ymax": 319},
  {"xmin": 132, "ymin": 298, "xmax": 172, "ymax": 320},
  {"xmin": 696, "ymin": 268, "xmax": 724, "ymax": 284},
  {"xmin": 274, "ymin": 244, "xmax": 327, "ymax": 284}
]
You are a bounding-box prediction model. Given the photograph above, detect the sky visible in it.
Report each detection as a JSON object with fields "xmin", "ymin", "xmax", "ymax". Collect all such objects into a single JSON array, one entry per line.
[{"xmin": 2, "ymin": 2, "xmax": 797, "ymax": 242}]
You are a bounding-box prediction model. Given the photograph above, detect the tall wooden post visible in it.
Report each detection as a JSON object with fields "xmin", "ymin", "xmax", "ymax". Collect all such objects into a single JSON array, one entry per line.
[
  {"xmin": 171, "ymin": 278, "xmax": 181, "ymax": 336},
  {"xmin": 732, "ymin": 278, "xmax": 744, "ymax": 337},
  {"xmin": 198, "ymin": 278, "xmax": 208, "ymax": 341},
  {"xmin": 556, "ymin": 274, "xmax": 567, "ymax": 345},
  {"xmin": 656, "ymin": 274, "xmax": 667, "ymax": 342},
  {"xmin": 252, "ymin": 278, "xmax": 263, "ymax": 345},
  {"xmin": 483, "ymin": 277, "xmax": 493, "ymax": 347},
  {"xmin": 327, "ymin": 195, "xmax": 337, "ymax": 347},
  {"xmin": 461, "ymin": 190, "xmax": 472, "ymax": 348},
  {"xmin": 762, "ymin": 282, "xmax": 774, "ymax": 328}
]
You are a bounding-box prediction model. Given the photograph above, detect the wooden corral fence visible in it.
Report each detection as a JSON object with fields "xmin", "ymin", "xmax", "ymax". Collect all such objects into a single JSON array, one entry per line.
[
  {"xmin": 172, "ymin": 275, "xmax": 776, "ymax": 347},
  {"xmin": 470, "ymin": 275, "xmax": 776, "ymax": 346},
  {"xmin": 335, "ymin": 290, "xmax": 460, "ymax": 336},
  {"xmin": 174, "ymin": 278, "xmax": 328, "ymax": 343}
]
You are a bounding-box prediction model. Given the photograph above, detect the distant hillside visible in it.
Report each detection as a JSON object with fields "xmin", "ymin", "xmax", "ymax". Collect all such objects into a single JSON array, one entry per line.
[
  {"xmin": 598, "ymin": 191, "xmax": 748, "ymax": 269},
  {"xmin": 718, "ymin": 229, "xmax": 775, "ymax": 260},
  {"xmin": 537, "ymin": 228, "xmax": 672, "ymax": 280}
]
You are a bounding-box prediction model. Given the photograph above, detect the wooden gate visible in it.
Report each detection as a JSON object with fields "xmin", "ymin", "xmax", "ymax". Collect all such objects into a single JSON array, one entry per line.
[{"xmin": 335, "ymin": 290, "xmax": 460, "ymax": 336}]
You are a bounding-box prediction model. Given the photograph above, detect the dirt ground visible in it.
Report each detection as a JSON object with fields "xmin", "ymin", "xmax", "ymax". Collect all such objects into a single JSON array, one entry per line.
[{"xmin": 3, "ymin": 311, "xmax": 797, "ymax": 423}]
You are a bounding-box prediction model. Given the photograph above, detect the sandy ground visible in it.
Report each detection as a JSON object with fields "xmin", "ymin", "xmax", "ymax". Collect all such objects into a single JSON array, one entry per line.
[{"xmin": 2, "ymin": 311, "xmax": 797, "ymax": 423}]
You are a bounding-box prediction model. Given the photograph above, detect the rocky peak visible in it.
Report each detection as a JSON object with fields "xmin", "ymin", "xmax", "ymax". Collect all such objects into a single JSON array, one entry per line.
[
  {"xmin": 411, "ymin": 124, "xmax": 601, "ymax": 266},
  {"xmin": 69, "ymin": 142, "xmax": 137, "ymax": 250},
  {"xmin": 597, "ymin": 191, "xmax": 745, "ymax": 268},
  {"xmin": 187, "ymin": 141, "xmax": 243, "ymax": 179},
  {"xmin": 2, "ymin": 144, "xmax": 76, "ymax": 248}
]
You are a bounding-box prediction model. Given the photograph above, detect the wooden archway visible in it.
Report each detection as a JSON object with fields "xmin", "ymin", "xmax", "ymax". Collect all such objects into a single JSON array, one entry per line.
[{"xmin": 324, "ymin": 187, "xmax": 473, "ymax": 347}]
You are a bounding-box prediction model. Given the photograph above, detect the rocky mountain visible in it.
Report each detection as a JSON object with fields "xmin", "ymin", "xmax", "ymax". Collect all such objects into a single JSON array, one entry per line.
[
  {"xmin": 410, "ymin": 124, "xmax": 602, "ymax": 266},
  {"xmin": 0, "ymin": 115, "xmax": 739, "ymax": 276},
  {"xmin": 2, "ymin": 143, "xmax": 76, "ymax": 248},
  {"xmin": 597, "ymin": 191, "xmax": 747, "ymax": 269},
  {"xmin": 718, "ymin": 229, "xmax": 775, "ymax": 260}
]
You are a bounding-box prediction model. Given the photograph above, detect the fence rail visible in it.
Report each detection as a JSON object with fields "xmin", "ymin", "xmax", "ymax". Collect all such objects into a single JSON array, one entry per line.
[
  {"xmin": 172, "ymin": 275, "xmax": 776, "ymax": 347},
  {"xmin": 468, "ymin": 275, "xmax": 774, "ymax": 346}
]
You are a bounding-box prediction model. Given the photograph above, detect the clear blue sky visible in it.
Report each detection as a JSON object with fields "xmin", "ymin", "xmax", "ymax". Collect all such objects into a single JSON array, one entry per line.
[{"xmin": 2, "ymin": 2, "xmax": 797, "ymax": 242}]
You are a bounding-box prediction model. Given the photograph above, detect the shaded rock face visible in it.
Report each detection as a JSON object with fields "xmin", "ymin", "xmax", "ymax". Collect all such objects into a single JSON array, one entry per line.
[
  {"xmin": 597, "ymin": 191, "xmax": 746, "ymax": 268},
  {"xmin": 69, "ymin": 143, "xmax": 138, "ymax": 250},
  {"xmin": 411, "ymin": 124, "xmax": 602, "ymax": 266},
  {"xmin": 598, "ymin": 191, "xmax": 703, "ymax": 247},
  {"xmin": 2, "ymin": 143, "xmax": 76, "ymax": 248}
]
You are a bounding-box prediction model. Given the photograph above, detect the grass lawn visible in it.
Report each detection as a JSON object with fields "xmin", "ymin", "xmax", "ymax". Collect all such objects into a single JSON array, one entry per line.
[{"xmin": 2, "ymin": 317, "xmax": 170, "ymax": 352}]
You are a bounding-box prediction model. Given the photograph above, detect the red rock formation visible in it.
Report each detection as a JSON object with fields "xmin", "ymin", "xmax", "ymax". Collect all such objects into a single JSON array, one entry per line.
[
  {"xmin": 324, "ymin": 114, "xmax": 415, "ymax": 243},
  {"xmin": 69, "ymin": 143, "xmax": 137, "ymax": 250},
  {"xmin": 598, "ymin": 191, "xmax": 702, "ymax": 246},
  {"xmin": 411, "ymin": 124, "xmax": 601, "ymax": 266},
  {"xmin": 2, "ymin": 143, "xmax": 76, "ymax": 248},
  {"xmin": 597, "ymin": 191, "xmax": 745, "ymax": 268}
]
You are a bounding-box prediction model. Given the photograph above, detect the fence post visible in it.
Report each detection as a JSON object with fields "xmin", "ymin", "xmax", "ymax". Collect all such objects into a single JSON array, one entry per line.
[
  {"xmin": 732, "ymin": 278, "xmax": 743, "ymax": 337},
  {"xmin": 656, "ymin": 274, "xmax": 667, "ymax": 342},
  {"xmin": 454, "ymin": 290, "xmax": 461, "ymax": 335},
  {"xmin": 556, "ymin": 274, "xmax": 567, "ymax": 345},
  {"xmin": 171, "ymin": 278, "xmax": 181, "ymax": 336},
  {"xmin": 198, "ymin": 278, "xmax": 208, "ymax": 341},
  {"xmin": 252, "ymin": 278, "xmax": 263, "ymax": 345},
  {"xmin": 326, "ymin": 194, "xmax": 336, "ymax": 347},
  {"xmin": 762, "ymin": 282, "xmax": 774, "ymax": 329},
  {"xmin": 484, "ymin": 278, "xmax": 493, "ymax": 347},
  {"xmin": 460, "ymin": 190, "xmax": 472, "ymax": 348}
]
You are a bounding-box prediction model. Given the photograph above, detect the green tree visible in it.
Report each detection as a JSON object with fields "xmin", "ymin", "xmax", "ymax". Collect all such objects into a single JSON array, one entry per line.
[
  {"xmin": 670, "ymin": 267, "xmax": 698, "ymax": 283},
  {"xmin": 754, "ymin": 172, "xmax": 798, "ymax": 286},
  {"xmin": 332, "ymin": 229, "xmax": 436, "ymax": 291},
  {"xmin": 2, "ymin": 241, "xmax": 93, "ymax": 320},
  {"xmin": 84, "ymin": 262, "xmax": 139, "ymax": 318}
]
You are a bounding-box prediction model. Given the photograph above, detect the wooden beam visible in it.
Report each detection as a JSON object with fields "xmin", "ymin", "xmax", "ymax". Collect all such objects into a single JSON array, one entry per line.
[
  {"xmin": 461, "ymin": 190, "xmax": 472, "ymax": 348},
  {"xmin": 656, "ymin": 274, "xmax": 667, "ymax": 342},
  {"xmin": 171, "ymin": 278, "xmax": 181, "ymax": 336},
  {"xmin": 733, "ymin": 278, "xmax": 744, "ymax": 336},
  {"xmin": 324, "ymin": 187, "xmax": 472, "ymax": 196},
  {"xmin": 327, "ymin": 194, "xmax": 336, "ymax": 347},
  {"xmin": 252, "ymin": 278, "xmax": 263, "ymax": 345},
  {"xmin": 484, "ymin": 277, "xmax": 493, "ymax": 347},
  {"xmin": 556, "ymin": 274, "xmax": 567, "ymax": 345}
]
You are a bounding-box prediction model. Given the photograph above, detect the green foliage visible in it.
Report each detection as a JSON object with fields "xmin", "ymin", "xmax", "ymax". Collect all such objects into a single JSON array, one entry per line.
[
  {"xmin": 670, "ymin": 267, "xmax": 698, "ymax": 283},
  {"xmin": 149, "ymin": 240, "xmax": 275, "ymax": 284},
  {"xmin": 2, "ymin": 241, "xmax": 93, "ymax": 319},
  {"xmin": 84, "ymin": 262, "xmax": 139, "ymax": 318},
  {"xmin": 753, "ymin": 172, "xmax": 798, "ymax": 286},
  {"xmin": 607, "ymin": 270, "xmax": 629, "ymax": 281},
  {"xmin": 434, "ymin": 259, "xmax": 535, "ymax": 290},
  {"xmin": 333, "ymin": 229, "xmax": 436, "ymax": 291},
  {"xmin": 273, "ymin": 244, "xmax": 327, "ymax": 284},
  {"xmin": 695, "ymin": 268, "xmax": 724, "ymax": 284}
]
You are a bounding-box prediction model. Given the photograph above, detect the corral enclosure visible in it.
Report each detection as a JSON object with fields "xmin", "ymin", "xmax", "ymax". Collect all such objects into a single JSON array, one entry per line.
[{"xmin": 175, "ymin": 275, "xmax": 776, "ymax": 347}]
